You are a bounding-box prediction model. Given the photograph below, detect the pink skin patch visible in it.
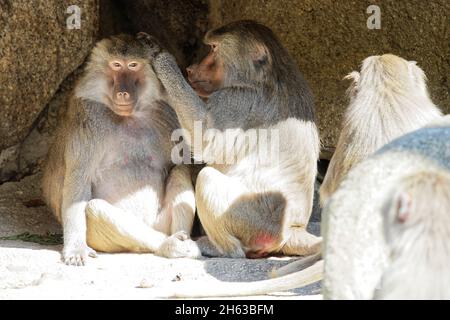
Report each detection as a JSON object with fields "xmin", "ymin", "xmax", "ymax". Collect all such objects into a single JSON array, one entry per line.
[{"xmin": 246, "ymin": 233, "xmax": 277, "ymax": 259}]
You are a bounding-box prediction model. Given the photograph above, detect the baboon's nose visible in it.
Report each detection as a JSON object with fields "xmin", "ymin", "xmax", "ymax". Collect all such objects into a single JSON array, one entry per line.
[{"xmin": 116, "ymin": 91, "xmax": 131, "ymax": 104}]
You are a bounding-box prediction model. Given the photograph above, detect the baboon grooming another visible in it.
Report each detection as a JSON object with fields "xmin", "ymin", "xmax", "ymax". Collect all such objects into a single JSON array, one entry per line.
[
  {"xmin": 375, "ymin": 170, "xmax": 450, "ymax": 299},
  {"xmin": 323, "ymin": 124, "xmax": 450, "ymax": 299},
  {"xmin": 42, "ymin": 34, "xmax": 200, "ymax": 266},
  {"xmin": 139, "ymin": 20, "xmax": 321, "ymax": 260},
  {"xmin": 320, "ymin": 54, "xmax": 442, "ymax": 206}
]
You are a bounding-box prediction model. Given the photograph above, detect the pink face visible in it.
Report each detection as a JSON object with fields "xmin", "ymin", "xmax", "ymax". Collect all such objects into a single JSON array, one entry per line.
[
  {"xmin": 186, "ymin": 43, "xmax": 224, "ymax": 98},
  {"xmin": 106, "ymin": 59, "xmax": 145, "ymax": 116}
]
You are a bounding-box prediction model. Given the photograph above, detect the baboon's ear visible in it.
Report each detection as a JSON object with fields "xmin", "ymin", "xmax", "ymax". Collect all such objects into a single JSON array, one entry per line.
[
  {"xmin": 343, "ymin": 71, "xmax": 360, "ymax": 83},
  {"xmin": 344, "ymin": 71, "xmax": 360, "ymax": 97},
  {"xmin": 395, "ymin": 192, "xmax": 412, "ymax": 223},
  {"xmin": 408, "ymin": 61, "xmax": 418, "ymax": 74},
  {"xmin": 408, "ymin": 60, "xmax": 427, "ymax": 84},
  {"xmin": 252, "ymin": 43, "xmax": 270, "ymax": 67}
]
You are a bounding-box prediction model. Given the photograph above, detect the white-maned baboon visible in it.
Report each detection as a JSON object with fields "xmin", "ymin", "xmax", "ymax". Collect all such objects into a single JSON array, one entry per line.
[
  {"xmin": 424, "ymin": 114, "xmax": 450, "ymax": 128},
  {"xmin": 267, "ymin": 54, "xmax": 442, "ymax": 287},
  {"xmin": 374, "ymin": 170, "xmax": 450, "ymax": 299},
  {"xmin": 323, "ymin": 124, "xmax": 450, "ymax": 299},
  {"xmin": 320, "ymin": 54, "xmax": 442, "ymax": 206},
  {"xmin": 42, "ymin": 34, "xmax": 200, "ymax": 266}
]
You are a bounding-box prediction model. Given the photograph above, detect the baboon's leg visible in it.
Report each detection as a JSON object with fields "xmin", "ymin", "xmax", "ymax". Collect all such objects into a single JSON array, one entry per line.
[
  {"xmin": 280, "ymin": 227, "xmax": 322, "ymax": 256},
  {"xmin": 163, "ymin": 165, "xmax": 196, "ymax": 235},
  {"xmin": 196, "ymin": 167, "xmax": 286, "ymax": 258},
  {"xmin": 86, "ymin": 199, "xmax": 167, "ymax": 253},
  {"xmin": 86, "ymin": 199, "xmax": 201, "ymax": 258},
  {"xmin": 195, "ymin": 167, "xmax": 249, "ymax": 258}
]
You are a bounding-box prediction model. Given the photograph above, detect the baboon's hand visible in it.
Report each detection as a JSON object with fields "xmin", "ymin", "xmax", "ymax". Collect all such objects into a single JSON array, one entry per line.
[
  {"xmin": 62, "ymin": 242, "xmax": 98, "ymax": 266},
  {"xmin": 157, "ymin": 231, "xmax": 202, "ymax": 259},
  {"xmin": 136, "ymin": 32, "xmax": 163, "ymax": 59}
]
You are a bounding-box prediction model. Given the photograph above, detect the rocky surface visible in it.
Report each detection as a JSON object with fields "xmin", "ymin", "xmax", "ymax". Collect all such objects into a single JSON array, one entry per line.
[
  {"xmin": 0, "ymin": 1, "xmax": 99, "ymax": 182},
  {"xmin": 0, "ymin": 69, "xmax": 82, "ymax": 183},
  {"xmin": 0, "ymin": 173, "xmax": 322, "ymax": 299},
  {"xmin": 0, "ymin": 1, "xmax": 99, "ymax": 151},
  {"xmin": 210, "ymin": 0, "xmax": 450, "ymax": 149}
]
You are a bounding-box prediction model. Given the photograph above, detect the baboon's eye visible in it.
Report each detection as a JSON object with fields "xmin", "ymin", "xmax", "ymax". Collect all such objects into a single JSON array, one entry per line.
[
  {"xmin": 128, "ymin": 62, "xmax": 139, "ymax": 69},
  {"xmin": 110, "ymin": 61, "xmax": 123, "ymax": 70}
]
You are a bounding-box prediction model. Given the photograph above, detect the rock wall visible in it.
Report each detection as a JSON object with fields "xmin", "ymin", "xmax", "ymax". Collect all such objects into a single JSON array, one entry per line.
[
  {"xmin": 99, "ymin": 0, "xmax": 209, "ymax": 69},
  {"xmin": 0, "ymin": 0, "xmax": 448, "ymax": 183},
  {"xmin": 209, "ymin": 0, "xmax": 450, "ymax": 152},
  {"xmin": 0, "ymin": 0, "xmax": 99, "ymax": 181}
]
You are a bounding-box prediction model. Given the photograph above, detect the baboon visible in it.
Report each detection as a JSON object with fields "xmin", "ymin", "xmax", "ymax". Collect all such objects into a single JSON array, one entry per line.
[
  {"xmin": 424, "ymin": 114, "xmax": 450, "ymax": 128},
  {"xmin": 138, "ymin": 20, "xmax": 321, "ymax": 260},
  {"xmin": 323, "ymin": 123, "xmax": 450, "ymax": 299},
  {"xmin": 374, "ymin": 170, "xmax": 450, "ymax": 300},
  {"xmin": 320, "ymin": 54, "xmax": 442, "ymax": 206},
  {"xmin": 42, "ymin": 34, "xmax": 200, "ymax": 266}
]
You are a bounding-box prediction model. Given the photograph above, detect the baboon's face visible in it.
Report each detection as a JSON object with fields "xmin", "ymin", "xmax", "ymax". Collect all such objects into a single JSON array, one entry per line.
[
  {"xmin": 186, "ymin": 21, "xmax": 281, "ymax": 97},
  {"xmin": 105, "ymin": 58, "xmax": 146, "ymax": 117},
  {"xmin": 77, "ymin": 35, "xmax": 163, "ymax": 116},
  {"xmin": 186, "ymin": 42, "xmax": 224, "ymax": 98}
]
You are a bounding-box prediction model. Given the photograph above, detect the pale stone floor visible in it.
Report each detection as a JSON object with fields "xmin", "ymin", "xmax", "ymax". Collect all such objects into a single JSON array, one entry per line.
[{"xmin": 0, "ymin": 173, "xmax": 322, "ymax": 300}]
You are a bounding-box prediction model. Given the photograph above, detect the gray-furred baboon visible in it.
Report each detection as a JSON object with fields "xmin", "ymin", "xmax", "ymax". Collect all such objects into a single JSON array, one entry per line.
[
  {"xmin": 42, "ymin": 34, "xmax": 200, "ymax": 266},
  {"xmin": 323, "ymin": 123, "xmax": 450, "ymax": 299},
  {"xmin": 320, "ymin": 54, "xmax": 442, "ymax": 206},
  {"xmin": 138, "ymin": 20, "xmax": 321, "ymax": 262},
  {"xmin": 374, "ymin": 170, "xmax": 450, "ymax": 299}
]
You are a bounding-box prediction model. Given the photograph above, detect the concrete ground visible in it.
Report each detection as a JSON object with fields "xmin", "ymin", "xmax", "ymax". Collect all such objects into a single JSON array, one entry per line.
[{"xmin": 0, "ymin": 173, "xmax": 322, "ymax": 300}]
